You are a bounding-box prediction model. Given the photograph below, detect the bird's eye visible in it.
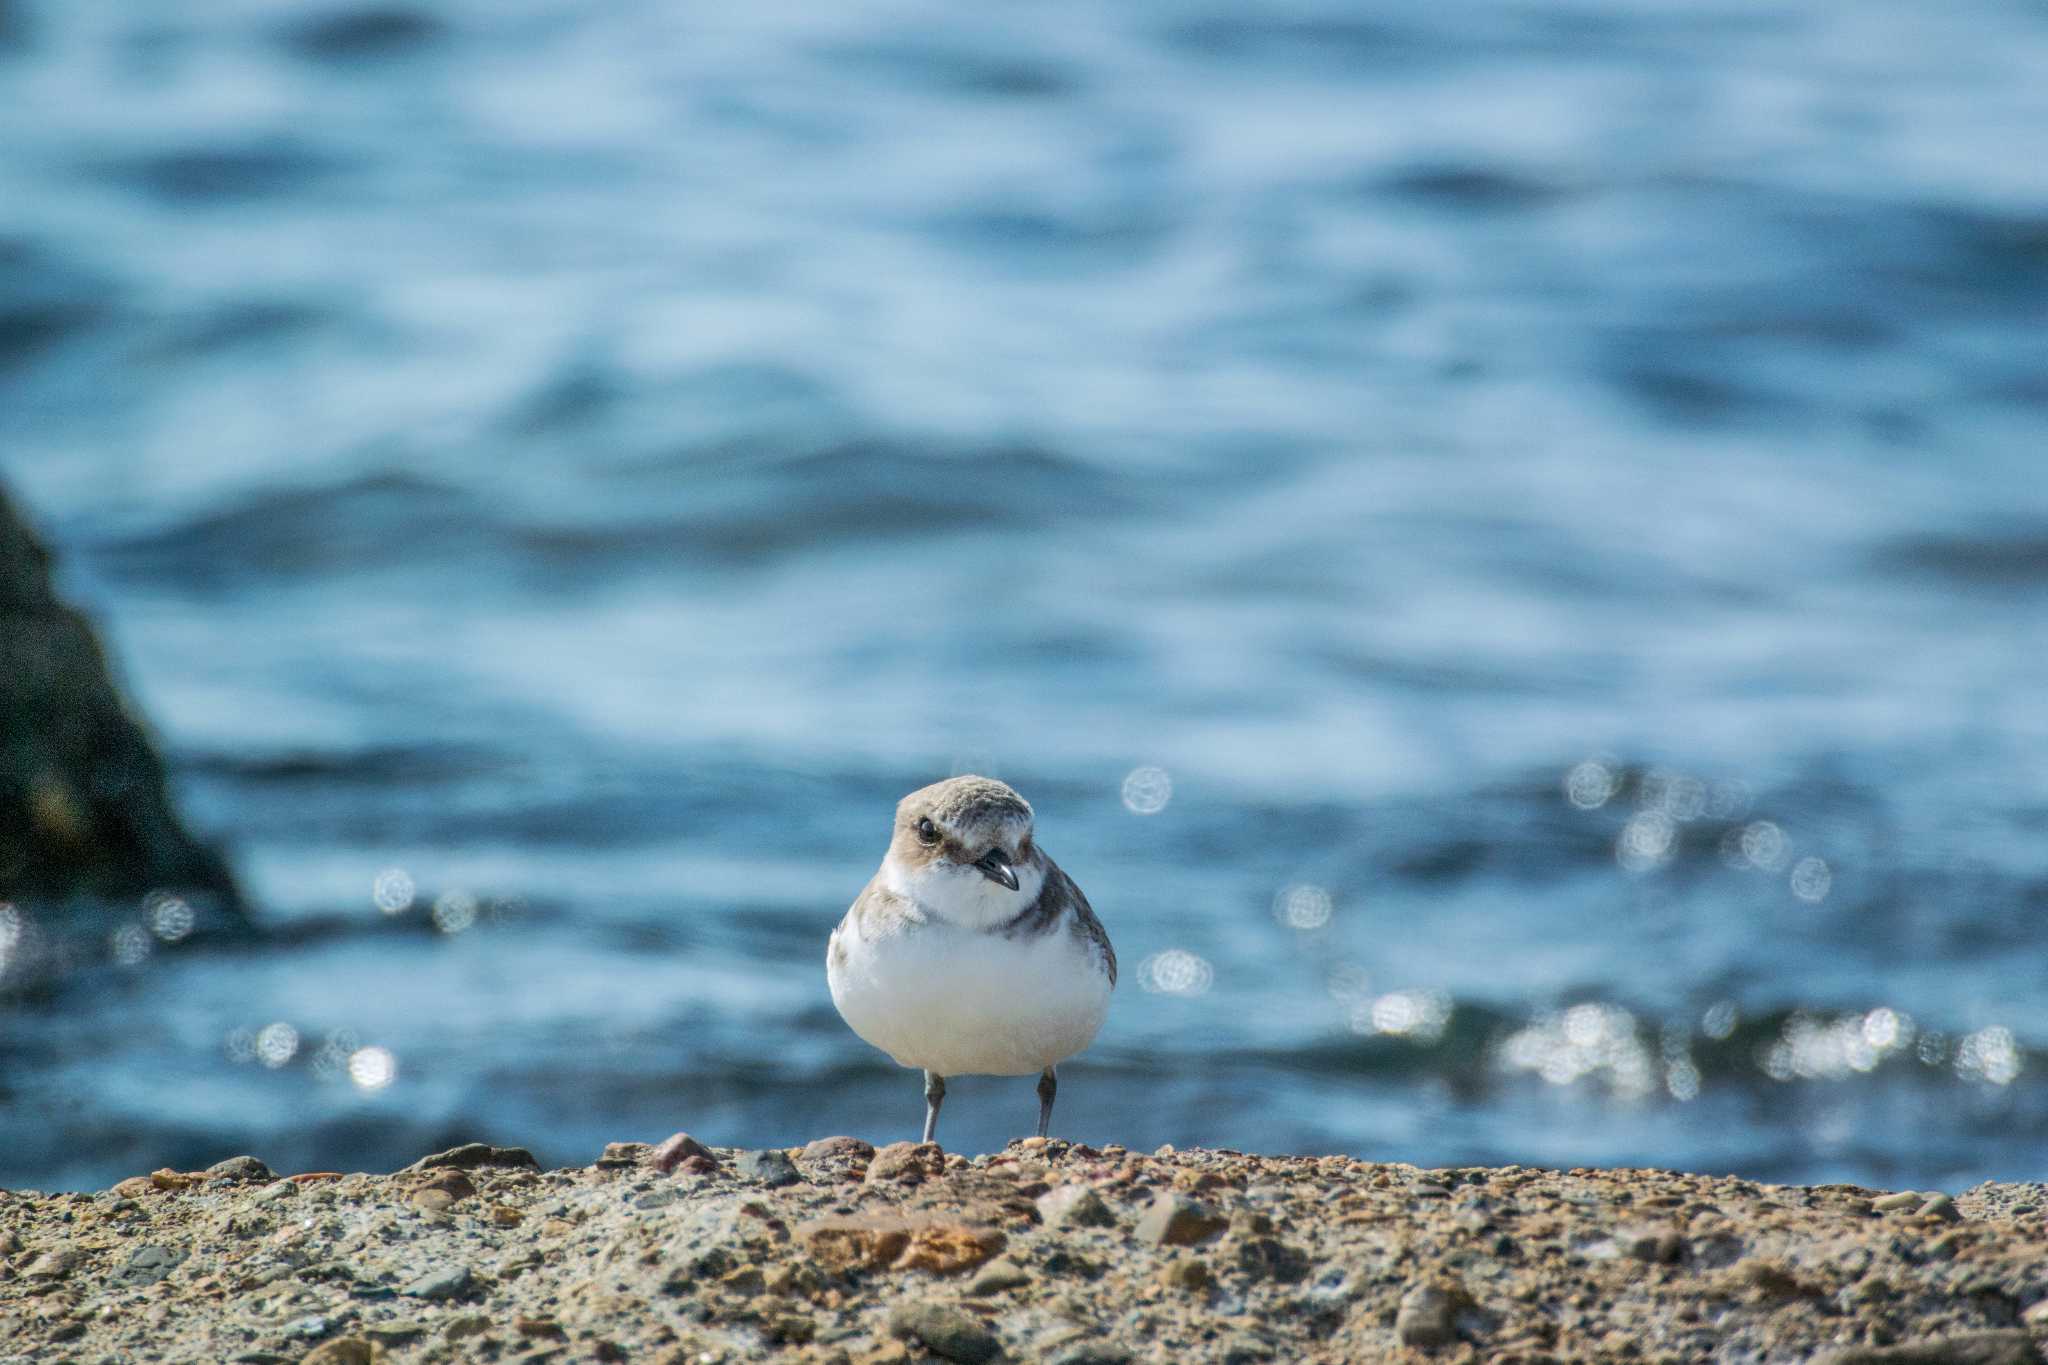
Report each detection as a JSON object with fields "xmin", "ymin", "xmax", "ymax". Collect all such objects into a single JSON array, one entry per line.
[{"xmin": 916, "ymin": 817, "xmax": 940, "ymax": 844}]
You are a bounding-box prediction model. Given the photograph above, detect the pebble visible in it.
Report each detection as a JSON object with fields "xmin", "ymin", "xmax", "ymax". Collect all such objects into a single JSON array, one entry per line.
[
  {"xmin": 400, "ymin": 1142, "xmax": 538, "ymax": 1174},
  {"xmin": 25, "ymin": 1243, "xmax": 79, "ymax": 1279},
  {"xmin": 649, "ymin": 1132, "xmax": 720, "ymax": 1175},
  {"xmin": 1396, "ymin": 1282, "xmax": 1459, "ymax": 1348},
  {"xmin": 736, "ymin": 1149, "xmax": 802, "ymax": 1187},
  {"xmin": 1037, "ymin": 1184, "xmax": 1116, "ymax": 1228},
  {"xmin": 965, "ymin": 1259, "xmax": 1033, "ymax": 1295},
  {"xmin": 402, "ymin": 1263, "xmax": 474, "ymax": 1300},
  {"xmin": 287, "ymin": 1314, "xmax": 331, "ymax": 1339},
  {"xmin": 1917, "ymin": 1194, "xmax": 1962, "ymax": 1223},
  {"xmin": 1050, "ymin": 1348, "xmax": 1134, "ymax": 1365},
  {"xmin": 1134, "ymin": 1193, "xmax": 1226, "ymax": 1247},
  {"xmin": 1159, "ymin": 1257, "xmax": 1212, "ymax": 1293},
  {"xmin": 1815, "ymin": 1329, "xmax": 2038, "ymax": 1365},
  {"xmin": 298, "ymin": 1341, "xmax": 378, "ymax": 1365},
  {"xmin": 118, "ymin": 1244, "xmax": 185, "ymax": 1286},
  {"xmin": 888, "ymin": 1301, "xmax": 1001, "ymax": 1364},
  {"xmin": 206, "ymin": 1155, "xmax": 276, "ymax": 1182},
  {"xmin": 256, "ymin": 1180, "xmax": 298, "ymax": 1203},
  {"xmin": 1871, "ymin": 1192, "xmax": 1924, "ymax": 1213},
  {"xmin": 866, "ymin": 1141, "xmax": 946, "ymax": 1184},
  {"xmin": 442, "ymin": 1315, "xmax": 492, "ymax": 1341},
  {"xmin": 596, "ymin": 1142, "xmax": 650, "ymax": 1168}
]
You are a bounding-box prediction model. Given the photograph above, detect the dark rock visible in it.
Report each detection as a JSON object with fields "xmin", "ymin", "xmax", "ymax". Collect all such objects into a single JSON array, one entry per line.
[
  {"xmin": 118, "ymin": 1244, "xmax": 186, "ymax": 1286},
  {"xmin": 0, "ymin": 484, "xmax": 245, "ymax": 930},
  {"xmin": 597, "ymin": 1142, "xmax": 651, "ymax": 1168},
  {"xmin": 888, "ymin": 1301, "xmax": 1001, "ymax": 1364},
  {"xmin": 1052, "ymin": 1348, "xmax": 1133, "ymax": 1365},
  {"xmin": 1816, "ymin": 1330, "xmax": 2041, "ymax": 1365},
  {"xmin": 206, "ymin": 1155, "xmax": 275, "ymax": 1182},
  {"xmin": 399, "ymin": 1143, "xmax": 537, "ymax": 1175},
  {"xmin": 735, "ymin": 1149, "xmax": 801, "ymax": 1187}
]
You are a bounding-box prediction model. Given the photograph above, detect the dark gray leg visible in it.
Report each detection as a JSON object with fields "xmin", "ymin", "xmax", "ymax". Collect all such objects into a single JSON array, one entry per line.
[
  {"xmin": 921, "ymin": 1071, "xmax": 946, "ymax": 1145},
  {"xmin": 1036, "ymin": 1066, "xmax": 1057, "ymax": 1138}
]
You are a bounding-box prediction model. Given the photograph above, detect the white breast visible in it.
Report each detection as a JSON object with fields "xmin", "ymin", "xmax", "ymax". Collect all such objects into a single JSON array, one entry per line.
[{"xmin": 828, "ymin": 897, "xmax": 1111, "ymax": 1078}]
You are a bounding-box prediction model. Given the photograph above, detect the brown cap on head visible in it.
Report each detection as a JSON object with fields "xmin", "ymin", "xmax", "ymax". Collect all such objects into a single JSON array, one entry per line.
[{"xmin": 890, "ymin": 775, "xmax": 1035, "ymax": 870}]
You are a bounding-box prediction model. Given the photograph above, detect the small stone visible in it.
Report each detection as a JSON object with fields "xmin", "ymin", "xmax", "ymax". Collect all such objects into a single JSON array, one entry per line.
[
  {"xmin": 111, "ymin": 1176, "xmax": 157, "ymax": 1199},
  {"xmin": 1134, "ymin": 1193, "xmax": 1226, "ymax": 1247},
  {"xmin": 1037, "ymin": 1185, "xmax": 1116, "ymax": 1228},
  {"xmin": 300, "ymin": 1340, "xmax": 381, "ymax": 1365},
  {"xmin": 2025, "ymin": 1301, "xmax": 2048, "ymax": 1328},
  {"xmin": 408, "ymin": 1189, "xmax": 455, "ymax": 1216},
  {"xmin": 362, "ymin": 1323, "xmax": 427, "ymax": 1346},
  {"xmin": 866, "ymin": 1141, "xmax": 945, "ymax": 1184},
  {"xmin": 287, "ymin": 1314, "xmax": 331, "ymax": 1339},
  {"xmin": 649, "ymin": 1133, "xmax": 720, "ymax": 1174},
  {"xmin": 1051, "ymin": 1349, "xmax": 1133, "ymax": 1365},
  {"xmin": 1916, "ymin": 1194, "xmax": 1962, "ymax": 1223},
  {"xmin": 800, "ymin": 1136, "xmax": 875, "ymax": 1163},
  {"xmin": 1617, "ymin": 1223, "xmax": 1684, "ymax": 1263},
  {"xmin": 1159, "ymin": 1257, "xmax": 1212, "ymax": 1293},
  {"xmin": 400, "ymin": 1143, "xmax": 538, "ymax": 1175},
  {"xmin": 1815, "ymin": 1329, "xmax": 2038, "ymax": 1365},
  {"xmin": 1871, "ymin": 1192, "xmax": 1923, "ymax": 1213},
  {"xmin": 206, "ymin": 1155, "xmax": 275, "ymax": 1182},
  {"xmin": 1395, "ymin": 1282, "xmax": 1458, "ymax": 1349},
  {"xmin": 888, "ymin": 1301, "xmax": 1001, "ymax": 1364},
  {"xmin": 149, "ymin": 1168, "xmax": 205, "ymax": 1191},
  {"xmin": 257, "ymin": 1179, "xmax": 299, "ymax": 1202},
  {"xmin": 736, "ymin": 1149, "xmax": 801, "ymax": 1187},
  {"xmin": 24, "ymin": 1244, "xmax": 78, "ymax": 1279},
  {"xmin": 965, "ymin": 1259, "xmax": 1033, "ymax": 1296},
  {"xmin": 442, "ymin": 1315, "xmax": 492, "ymax": 1342},
  {"xmin": 597, "ymin": 1142, "xmax": 651, "ymax": 1168},
  {"xmin": 490, "ymin": 1204, "xmax": 524, "ymax": 1227},
  {"xmin": 118, "ymin": 1244, "xmax": 186, "ymax": 1286},
  {"xmin": 401, "ymin": 1264, "xmax": 474, "ymax": 1300},
  {"xmin": 515, "ymin": 1317, "xmax": 567, "ymax": 1340}
]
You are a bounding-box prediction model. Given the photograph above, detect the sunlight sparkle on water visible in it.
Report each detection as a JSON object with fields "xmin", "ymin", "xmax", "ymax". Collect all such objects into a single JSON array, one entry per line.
[
  {"xmin": 1956, "ymin": 1026, "xmax": 2021, "ymax": 1086},
  {"xmin": 144, "ymin": 891, "xmax": 195, "ymax": 942},
  {"xmin": 348, "ymin": 1046, "xmax": 397, "ymax": 1091},
  {"xmin": 1564, "ymin": 760, "xmax": 1617, "ymax": 810},
  {"xmin": 1739, "ymin": 821, "xmax": 1789, "ymax": 872},
  {"xmin": 1790, "ymin": 856, "xmax": 1832, "ymax": 903},
  {"xmin": 1138, "ymin": 948, "xmax": 1212, "ymax": 996},
  {"xmin": 1616, "ymin": 811, "xmax": 1676, "ymax": 873},
  {"xmin": 432, "ymin": 890, "xmax": 479, "ymax": 934},
  {"xmin": 1351, "ymin": 989, "xmax": 1452, "ymax": 1041},
  {"xmin": 110, "ymin": 923, "xmax": 151, "ymax": 966},
  {"xmin": 1498, "ymin": 1003, "xmax": 1657, "ymax": 1099},
  {"xmin": 373, "ymin": 867, "xmax": 416, "ymax": 914},
  {"xmin": 1273, "ymin": 883, "xmax": 1333, "ymax": 931},
  {"xmin": 256, "ymin": 1022, "xmax": 300, "ymax": 1068},
  {"xmin": 1120, "ymin": 766, "xmax": 1173, "ymax": 815}
]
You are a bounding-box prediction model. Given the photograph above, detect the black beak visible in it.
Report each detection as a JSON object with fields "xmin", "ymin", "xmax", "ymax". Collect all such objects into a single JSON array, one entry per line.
[{"xmin": 973, "ymin": 847, "xmax": 1020, "ymax": 891}]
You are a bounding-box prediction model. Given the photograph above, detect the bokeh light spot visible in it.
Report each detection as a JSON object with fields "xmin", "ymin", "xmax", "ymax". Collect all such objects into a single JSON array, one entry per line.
[
  {"xmin": 256, "ymin": 1021, "xmax": 300, "ymax": 1068},
  {"xmin": 1616, "ymin": 811, "xmax": 1676, "ymax": 873},
  {"xmin": 144, "ymin": 892, "xmax": 195, "ymax": 943},
  {"xmin": 110, "ymin": 923, "xmax": 152, "ymax": 967},
  {"xmin": 1739, "ymin": 821, "xmax": 1788, "ymax": 871},
  {"xmin": 1789, "ymin": 856, "xmax": 1832, "ymax": 903},
  {"xmin": 1138, "ymin": 948, "xmax": 1212, "ymax": 996},
  {"xmin": 348, "ymin": 1046, "xmax": 397, "ymax": 1091},
  {"xmin": 1272, "ymin": 883, "xmax": 1333, "ymax": 931},
  {"xmin": 1563, "ymin": 760, "xmax": 1616, "ymax": 810},
  {"xmin": 1120, "ymin": 766, "xmax": 1173, "ymax": 815},
  {"xmin": 1956, "ymin": 1026, "xmax": 2021, "ymax": 1086},
  {"xmin": 372, "ymin": 867, "xmax": 416, "ymax": 914},
  {"xmin": 432, "ymin": 890, "xmax": 479, "ymax": 935}
]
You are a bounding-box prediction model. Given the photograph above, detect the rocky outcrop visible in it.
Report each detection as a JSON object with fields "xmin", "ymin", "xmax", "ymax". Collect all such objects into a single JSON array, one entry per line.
[
  {"xmin": 0, "ymin": 482, "xmax": 244, "ymax": 933},
  {"xmin": 3, "ymin": 1140, "xmax": 2045, "ymax": 1362}
]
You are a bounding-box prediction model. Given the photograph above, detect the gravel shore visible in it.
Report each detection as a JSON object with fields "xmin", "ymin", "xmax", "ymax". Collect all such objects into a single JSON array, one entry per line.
[{"xmin": 4, "ymin": 1138, "xmax": 2045, "ymax": 1363}]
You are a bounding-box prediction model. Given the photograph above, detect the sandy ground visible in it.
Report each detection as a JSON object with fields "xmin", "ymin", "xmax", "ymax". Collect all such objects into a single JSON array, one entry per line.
[{"xmin": 4, "ymin": 1137, "xmax": 2046, "ymax": 1364}]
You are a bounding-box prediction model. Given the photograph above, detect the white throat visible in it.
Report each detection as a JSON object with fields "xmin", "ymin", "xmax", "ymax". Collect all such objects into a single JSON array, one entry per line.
[{"xmin": 882, "ymin": 853, "xmax": 1047, "ymax": 932}]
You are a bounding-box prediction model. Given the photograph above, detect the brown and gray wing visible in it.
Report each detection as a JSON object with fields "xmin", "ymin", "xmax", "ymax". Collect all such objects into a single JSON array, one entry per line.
[{"xmin": 1055, "ymin": 866, "xmax": 1116, "ymax": 988}]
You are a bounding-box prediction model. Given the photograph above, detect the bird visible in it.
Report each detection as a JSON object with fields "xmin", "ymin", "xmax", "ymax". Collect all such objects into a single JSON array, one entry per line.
[{"xmin": 827, "ymin": 775, "xmax": 1116, "ymax": 1146}]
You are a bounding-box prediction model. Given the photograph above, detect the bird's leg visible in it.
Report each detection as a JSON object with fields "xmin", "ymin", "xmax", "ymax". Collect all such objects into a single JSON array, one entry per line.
[
  {"xmin": 1036, "ymin": 1066, "xmax": 1057, "ymax": 1139},
  {"xmin": 921, "ymin": 1071, "xmax": 946, "ymax": 1146}
]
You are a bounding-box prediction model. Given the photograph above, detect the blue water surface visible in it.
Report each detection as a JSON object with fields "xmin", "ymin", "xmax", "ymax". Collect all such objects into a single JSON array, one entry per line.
[{"xmin": 2, "ymin": 0, "xmax": 2047, "ymax": 1191}]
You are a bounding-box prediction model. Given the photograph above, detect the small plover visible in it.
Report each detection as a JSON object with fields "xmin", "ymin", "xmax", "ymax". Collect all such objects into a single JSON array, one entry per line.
[{"xmin": 828, "ymin": 776, "xmax": 1116, "ymax": 1145}]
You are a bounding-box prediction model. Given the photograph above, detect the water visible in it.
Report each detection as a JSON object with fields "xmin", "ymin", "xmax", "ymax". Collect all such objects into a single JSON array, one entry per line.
[{"xmin": 4, "ymin": 0, "xmax": 2047, "ymax": 1192}]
